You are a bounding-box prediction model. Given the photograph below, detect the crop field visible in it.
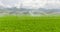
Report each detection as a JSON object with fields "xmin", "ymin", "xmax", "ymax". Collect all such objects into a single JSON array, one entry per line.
[{"xmin": 0, "ymin": 15, "xmax": 60, "ymax": 32}]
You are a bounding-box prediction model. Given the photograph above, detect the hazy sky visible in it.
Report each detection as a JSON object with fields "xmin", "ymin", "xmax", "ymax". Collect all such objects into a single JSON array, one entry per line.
[{"xmin": 0, "ymin": 0, "xmax": 60, "ymax": 9}]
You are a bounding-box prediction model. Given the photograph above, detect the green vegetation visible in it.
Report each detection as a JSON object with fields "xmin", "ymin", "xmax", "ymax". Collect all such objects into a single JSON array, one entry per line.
[{"xmin": 0, "ymin": 15, "xmax": 60, "ymax": 32}]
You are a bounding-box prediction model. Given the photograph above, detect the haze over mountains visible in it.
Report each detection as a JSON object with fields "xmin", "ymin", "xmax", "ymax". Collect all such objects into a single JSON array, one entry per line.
[
  {"xmin": 0, "ymin": 0, "xmax": 60, "ymax": 9},
  {"xmin": 0, "ymin": 0, "xmax": 60, "ymax": 15}
]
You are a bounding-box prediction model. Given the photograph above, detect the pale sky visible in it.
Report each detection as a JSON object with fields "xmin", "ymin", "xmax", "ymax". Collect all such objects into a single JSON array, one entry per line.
[{"xmin": 0, "ymin": 0, "xmax": 60, "ymax": 9}]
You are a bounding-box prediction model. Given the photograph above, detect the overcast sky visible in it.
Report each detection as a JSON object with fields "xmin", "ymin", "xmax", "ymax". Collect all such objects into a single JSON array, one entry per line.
[{"xmin": 0, "ymin": 0, "xmax": 60, "ymax": 9}]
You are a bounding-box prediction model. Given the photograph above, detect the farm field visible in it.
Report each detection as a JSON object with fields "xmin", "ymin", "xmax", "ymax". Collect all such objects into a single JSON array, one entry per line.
[{"xmin": 0, "ymin": 15, "xmax": 60, "ymax": 32}]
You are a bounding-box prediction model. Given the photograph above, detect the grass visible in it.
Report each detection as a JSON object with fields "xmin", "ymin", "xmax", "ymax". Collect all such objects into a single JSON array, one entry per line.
[{"xmin": 0, "ymin": 15, "xmax": 60, "ymax": 32}]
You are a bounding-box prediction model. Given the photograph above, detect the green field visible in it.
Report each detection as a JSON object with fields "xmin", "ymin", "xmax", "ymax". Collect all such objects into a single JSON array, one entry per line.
[{"xmin": 0, "ymin": 15, "xmax": 60, "ymax": 32}]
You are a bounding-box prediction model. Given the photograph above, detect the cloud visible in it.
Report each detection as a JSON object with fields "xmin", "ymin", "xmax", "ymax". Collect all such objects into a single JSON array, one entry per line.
[
  {"xmin": 0, "ymin": 1, "xmax": 4, "ymax": 6},
  {"xmin": 14, "ymin": 2, "xmax": 21, "ymax": 8},
  {"xmin": 22, "ymin": 0, "xmax": 47, "ymax": 9},
  {"xmin": 44, "ymin": 0, "xmax": 60, "ymax": 9},
  {"xmin": 0, "ymin": 0, "xmax": 60, "ymax": 9},
  {"xmin": 1, "ymin": 0, "xmax": 20, "ymax": 6},
  {"xmin": 0, "ymin": 0, "xmax": 47, "ymax": 8},
  {"xmin": 22, "ymin": 0, "xmax": 60, "ymax": 9}
]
